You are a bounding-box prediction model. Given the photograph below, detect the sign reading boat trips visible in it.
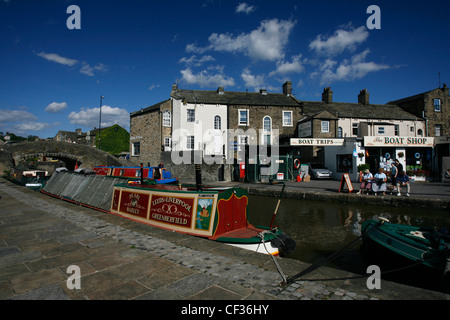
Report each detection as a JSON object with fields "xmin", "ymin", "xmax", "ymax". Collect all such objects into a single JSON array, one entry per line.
[
  {"xmin": 364, "ymin": 136, "xmax": 434, "ymax": 147},
  {"xmin": 290, "ymin": 138, "xmax": 345, "ymax": 146},
  {"xmin": 149, "ymin": 194, "xmax": 194, "ymax": 228}
]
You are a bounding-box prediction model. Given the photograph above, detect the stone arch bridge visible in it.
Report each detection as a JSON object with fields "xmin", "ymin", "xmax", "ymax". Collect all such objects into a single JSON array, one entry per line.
[{"xmin": 1, "ymin": 141, "xmax": 131, "ymax": 171}]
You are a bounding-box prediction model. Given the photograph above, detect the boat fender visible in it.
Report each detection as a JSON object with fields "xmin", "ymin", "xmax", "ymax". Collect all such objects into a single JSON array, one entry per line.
[{"xmin": 271, "ymin": 232, "xmax": 296, "ymax": 256}]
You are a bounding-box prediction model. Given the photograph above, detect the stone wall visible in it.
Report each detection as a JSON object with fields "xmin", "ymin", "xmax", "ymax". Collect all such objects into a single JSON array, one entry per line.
[
  {"xmin": 160, "ymin": 151, "xmax": 232, "ymax": 182},
  {"xmin": 129, "ymin": 100, "xmax": 172, "ymax": 167}
]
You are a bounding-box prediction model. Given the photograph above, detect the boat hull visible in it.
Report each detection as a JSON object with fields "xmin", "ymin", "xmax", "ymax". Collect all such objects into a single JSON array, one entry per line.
[
  {"xmin": 41, "ymin": 172, "xmax": 295, "ymax": 256},
  {"xmin": 361, "ymin": 219, "xmax": 450, "ymax": 274}
]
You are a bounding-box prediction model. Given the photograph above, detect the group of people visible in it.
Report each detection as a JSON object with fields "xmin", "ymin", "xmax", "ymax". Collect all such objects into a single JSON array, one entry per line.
[{"xmin": 357, "ymin": 159, "xmax": 410, "ymax": 196}]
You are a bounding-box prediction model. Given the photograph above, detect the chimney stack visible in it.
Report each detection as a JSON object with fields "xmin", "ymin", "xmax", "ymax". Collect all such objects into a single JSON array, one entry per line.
[
  {"xmin": 171, "ymin": 83, "xmax": 178, "ymax": 96},
  {"xmin": 358, "ymin": 89, "xmax": 369, "ymax": 105},
  {"xmin": 282, "ymin": 81, "xmax": 292, "ymax": 96},
  {"xmin": 217, "ymin": 86, "xmax": 224, "ymax": 95},
  {"xmin": 322, "ymin": 87, "xmax": 333, "ymax": 103}
]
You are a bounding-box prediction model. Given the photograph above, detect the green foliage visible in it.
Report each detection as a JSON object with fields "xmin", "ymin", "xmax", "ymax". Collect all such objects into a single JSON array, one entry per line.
[
  {"xmin": 96, "ymin": 124, "xmax": 130, "ymax": 155},
  {"xmin": 357, "ymin": 163, "xmax": 370, "ymax": 172}
]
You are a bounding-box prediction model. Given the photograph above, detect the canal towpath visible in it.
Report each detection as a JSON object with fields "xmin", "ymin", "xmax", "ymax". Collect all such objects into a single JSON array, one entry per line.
[{"xmin": 0, "ymin": 177, "xmax": 449, "ymax": 302}]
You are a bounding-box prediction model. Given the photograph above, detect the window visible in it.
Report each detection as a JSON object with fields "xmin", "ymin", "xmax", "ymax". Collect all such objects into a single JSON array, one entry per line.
[
  {"xmin": 418, "ymin": 129, "xmax": 423, "ymax": 136},
  {"xmin": 378, "ymin": 127, "xmax": 385, "ymax": 135},
  {"xmin": 337, "ymin": 154, "xmax": 353, "ymax": 173},
  {"xmin": 410, "ymin": 126, "xmax": 414, "ymax": 133},
  {"xmin": 352, "ymin": 123, "xmax": 359, "ymax": 136},
  {"xmin": 282, "ymin": 111, "xmax": 293, "ymax": 126},
  {"xmin": 238, "ymin": 109, "xmax": 249, "ymax": 126},
  {"xmin": 187, "ymin": 136, "xmax": 195, "ymax": 149},
  {"xmin": 321, "ymin": 121, "xmax": 329, "ymax": 133},
  {"xmin": 164, "ymin": 137, "xmax": 171, "ymax": 149},
  {"xmin": 394, "ymin": 125, "xmax": 399, "ymax": 136},
  {"xmin": 337, "ymin": 127, "xmax": 343, "ymax": 138},
  {"xmin": 163, "ymin": 110, "xmax": 171, "ymax": 127},
  {"xmin": 187, "ymin": 109, "xmax": 195, "ymax": 122},
  {"xmin": 214, "ymin": 115, "xmax": 221, "ymax": 130},
  {"xmin": 132, "ymin": 142, "xmax": 140, "ymax": 156},
  {"xmin": 263, "ymin": 116, "xmax": 272, "ymax": 145},
  {"xmin": 435, "ymin": 125, "xmax": 442, "ymax": 137},
  {"xmin": 434, "ymin": 99, "xmax": 441, "ymax": 112}
]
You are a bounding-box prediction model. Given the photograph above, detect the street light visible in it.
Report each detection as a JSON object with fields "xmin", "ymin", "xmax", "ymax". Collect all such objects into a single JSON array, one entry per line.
[{"xmin": 99, "ymin": 95, "xmax": 104, "ymax": 150}]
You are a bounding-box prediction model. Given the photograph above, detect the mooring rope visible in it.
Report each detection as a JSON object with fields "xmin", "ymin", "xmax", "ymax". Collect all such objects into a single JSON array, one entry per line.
[
  {"xmin": 286, "ymin": 219, "xmax": 386, "ymax": 285},
  {"xmin": 258, "ymin": 231, "xmax": 287, "ymax": 283}
]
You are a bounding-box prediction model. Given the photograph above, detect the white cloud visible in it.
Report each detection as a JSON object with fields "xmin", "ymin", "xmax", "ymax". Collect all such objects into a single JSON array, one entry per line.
[
  {"xmin": 45, "ymin": 102, "xmax": 68, "ymax": 113},
  {"xmin": 309, "ymin": 25, "xmax": 369, "ymax": 56},
  {"xmin": 179, "ymin": 55, "xmax": 216, "ymax": 67},
  {"xmin": 79, "ymin": 63, "xmax": 108, "ymax": 77},
  {"xmin": 236, "ymin": 3, "xmax": 256, "ymax": 15},
  {"xmin": 36, "ymin": 52, "xmax": 78, "ymax": 66},
  {"xmin": 36, "ymin": 52, "xmax": 107, "ymax": 77},
  {"xmin": 148, "ymin": 84, "xmax": 160, "ymax": 91},
  {"xmin": 269, "ymin": 54, "xmax": 304, "ymax": 77},
  {"xmin": 0, "ymin": 109, "xmax": 37, "ymax": 123},
  {"xmin": 13, "ymin": 122, "xmax": 54, "ymax": 132},
  {"xmin": 68, "ymin": 105, "xmax": 130, "ymax": 130},
  {"xmin": 241, "ymin": 68, "xmax": 265, "ymax": 91},
  {"xmin": 180, "ymin": 67, "xmax": 235, "ymax": 88},
  {"xmin": 186, "ymin": 18, "xmax": 296, "ymax": 62},
  {"xmin": 314, "ymin": 50, "xmax": 390, "ymax": 84}
]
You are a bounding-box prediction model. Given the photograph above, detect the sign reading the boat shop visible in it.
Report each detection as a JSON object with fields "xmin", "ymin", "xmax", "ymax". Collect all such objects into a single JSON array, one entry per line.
[
  {"xmin": 119, "ymin": 191, "xmax": 149, "ymax": 218},
  {"xmin": 149, "ymin": 195, "xmax": 194, "ymax": 228},
  {"xmin": 364, "ymin": 136, "xmax": 434, "ymax": 147}
]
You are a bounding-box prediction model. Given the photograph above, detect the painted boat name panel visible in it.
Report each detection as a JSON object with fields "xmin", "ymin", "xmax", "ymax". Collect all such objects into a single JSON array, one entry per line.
[
  {"xmin": 149, "ymin": 195, "xmax": 194, "ymax": 227},
  {"xmin": 111, "ymin": 186, "xmax": 218, "ymax": 237}
]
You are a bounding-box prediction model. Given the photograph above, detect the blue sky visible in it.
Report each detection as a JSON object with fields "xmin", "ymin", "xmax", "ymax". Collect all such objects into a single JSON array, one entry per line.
[{"xmin": 1, "ymin": 0, "xmax": 449, "ymax": 139}]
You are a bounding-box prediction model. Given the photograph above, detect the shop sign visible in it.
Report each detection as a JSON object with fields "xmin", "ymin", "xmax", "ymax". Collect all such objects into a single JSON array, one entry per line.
[
  {"xmin": 364, "ymin": 136, "xmax": 434, "ymax": 147},
  {"xmin": 435, "ymin": 136, "xmax": 450, "ymax": 144},
  {"xmin": 290, "ymin": 138, "xmax": 345, "ymax": 146}
]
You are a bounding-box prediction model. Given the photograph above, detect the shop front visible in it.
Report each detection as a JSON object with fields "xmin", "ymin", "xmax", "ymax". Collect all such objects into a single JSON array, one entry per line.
[{"xmin": 363, "ymin": 136, "xmax": 435, "ymax": 181}]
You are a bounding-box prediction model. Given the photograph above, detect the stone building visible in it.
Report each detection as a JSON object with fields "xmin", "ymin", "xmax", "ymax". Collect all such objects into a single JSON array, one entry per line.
[
  {"xmin": 292, "ymin": 87, "xmax": 428, "ymax": 181},
  {"xmin": 388, "ymin": 84, "xmax": 449, "ymax": 137},
  {"xmin": 129, "ymin": 99, "xmax": 172, "ymax": 166}
]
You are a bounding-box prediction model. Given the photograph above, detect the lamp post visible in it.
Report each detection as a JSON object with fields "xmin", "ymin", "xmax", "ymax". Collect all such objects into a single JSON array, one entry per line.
[{"xmin": 99, "ymin": 95, "xmax": 104, "ymax": 150}]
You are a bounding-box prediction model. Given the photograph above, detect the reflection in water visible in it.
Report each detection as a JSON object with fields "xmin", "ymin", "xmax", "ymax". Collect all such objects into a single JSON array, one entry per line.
[{"xmin": 247, "ymin": 195, "xmax": 450, "ymax": 292}]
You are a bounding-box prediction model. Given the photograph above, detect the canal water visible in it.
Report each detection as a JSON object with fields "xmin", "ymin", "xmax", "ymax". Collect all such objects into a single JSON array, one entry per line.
[{"xmin": 247, "ymin": 195, "xmax": 450, "ymax": 293}]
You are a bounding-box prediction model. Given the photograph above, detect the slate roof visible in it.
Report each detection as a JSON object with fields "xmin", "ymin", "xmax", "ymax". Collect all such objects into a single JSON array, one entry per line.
[
  {"xmin": 171, "ymin": 89, "xmax": 301, "ymax": 107},
  {"xmin": 300, "ymin": 101, "xmax": 421, "ymax": 121},
  {"xmin": 130, "ymin": 99, "xmax": 171, "ymax": 117}
]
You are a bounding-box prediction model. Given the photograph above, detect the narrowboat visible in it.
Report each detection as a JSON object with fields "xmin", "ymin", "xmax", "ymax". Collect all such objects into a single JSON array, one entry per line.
[
  {"xmin": 9, "ymin": 167, "xmax": 50, "ymax": 190},
  {"xmin": 41, "ymin": 169, "xmax": 295, "ymax": 256},
  {"xmin": 361, "ymin": 218, "xmax": 450, "ymax": 278},
  {"xmin": 93, "ymin": 165, "xmax": 177, "ymax": 184}
]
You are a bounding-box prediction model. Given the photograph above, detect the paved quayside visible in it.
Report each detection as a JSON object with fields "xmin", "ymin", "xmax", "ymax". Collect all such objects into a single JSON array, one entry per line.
[{"xmin": 0, "ymin": 178, "xmax": 449, "ymax": 301}]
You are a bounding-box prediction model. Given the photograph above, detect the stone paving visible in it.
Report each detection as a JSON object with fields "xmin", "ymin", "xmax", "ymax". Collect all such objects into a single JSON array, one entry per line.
[{"xmin": 0, "ymin": 178, "xmax": 449, "ymax": 301}]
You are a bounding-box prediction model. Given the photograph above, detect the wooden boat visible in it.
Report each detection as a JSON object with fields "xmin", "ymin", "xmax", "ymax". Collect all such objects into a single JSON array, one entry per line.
[{"xmin": 361, "ymin": 218, "xmax": 450, "ymax": 277}]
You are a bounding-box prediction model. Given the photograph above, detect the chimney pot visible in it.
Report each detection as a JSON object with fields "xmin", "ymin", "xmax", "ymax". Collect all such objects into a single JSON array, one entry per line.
[
  {"xmin": 322, "ymin": 87, "xmax": 333, "ymax": 103},
  {"xmin": 358, "ymin": 89, "xmax": 369, "ymax": 105},
  {"xmin": 282, "ymin": 81, "xmax": 292, "ymax": 96}
]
